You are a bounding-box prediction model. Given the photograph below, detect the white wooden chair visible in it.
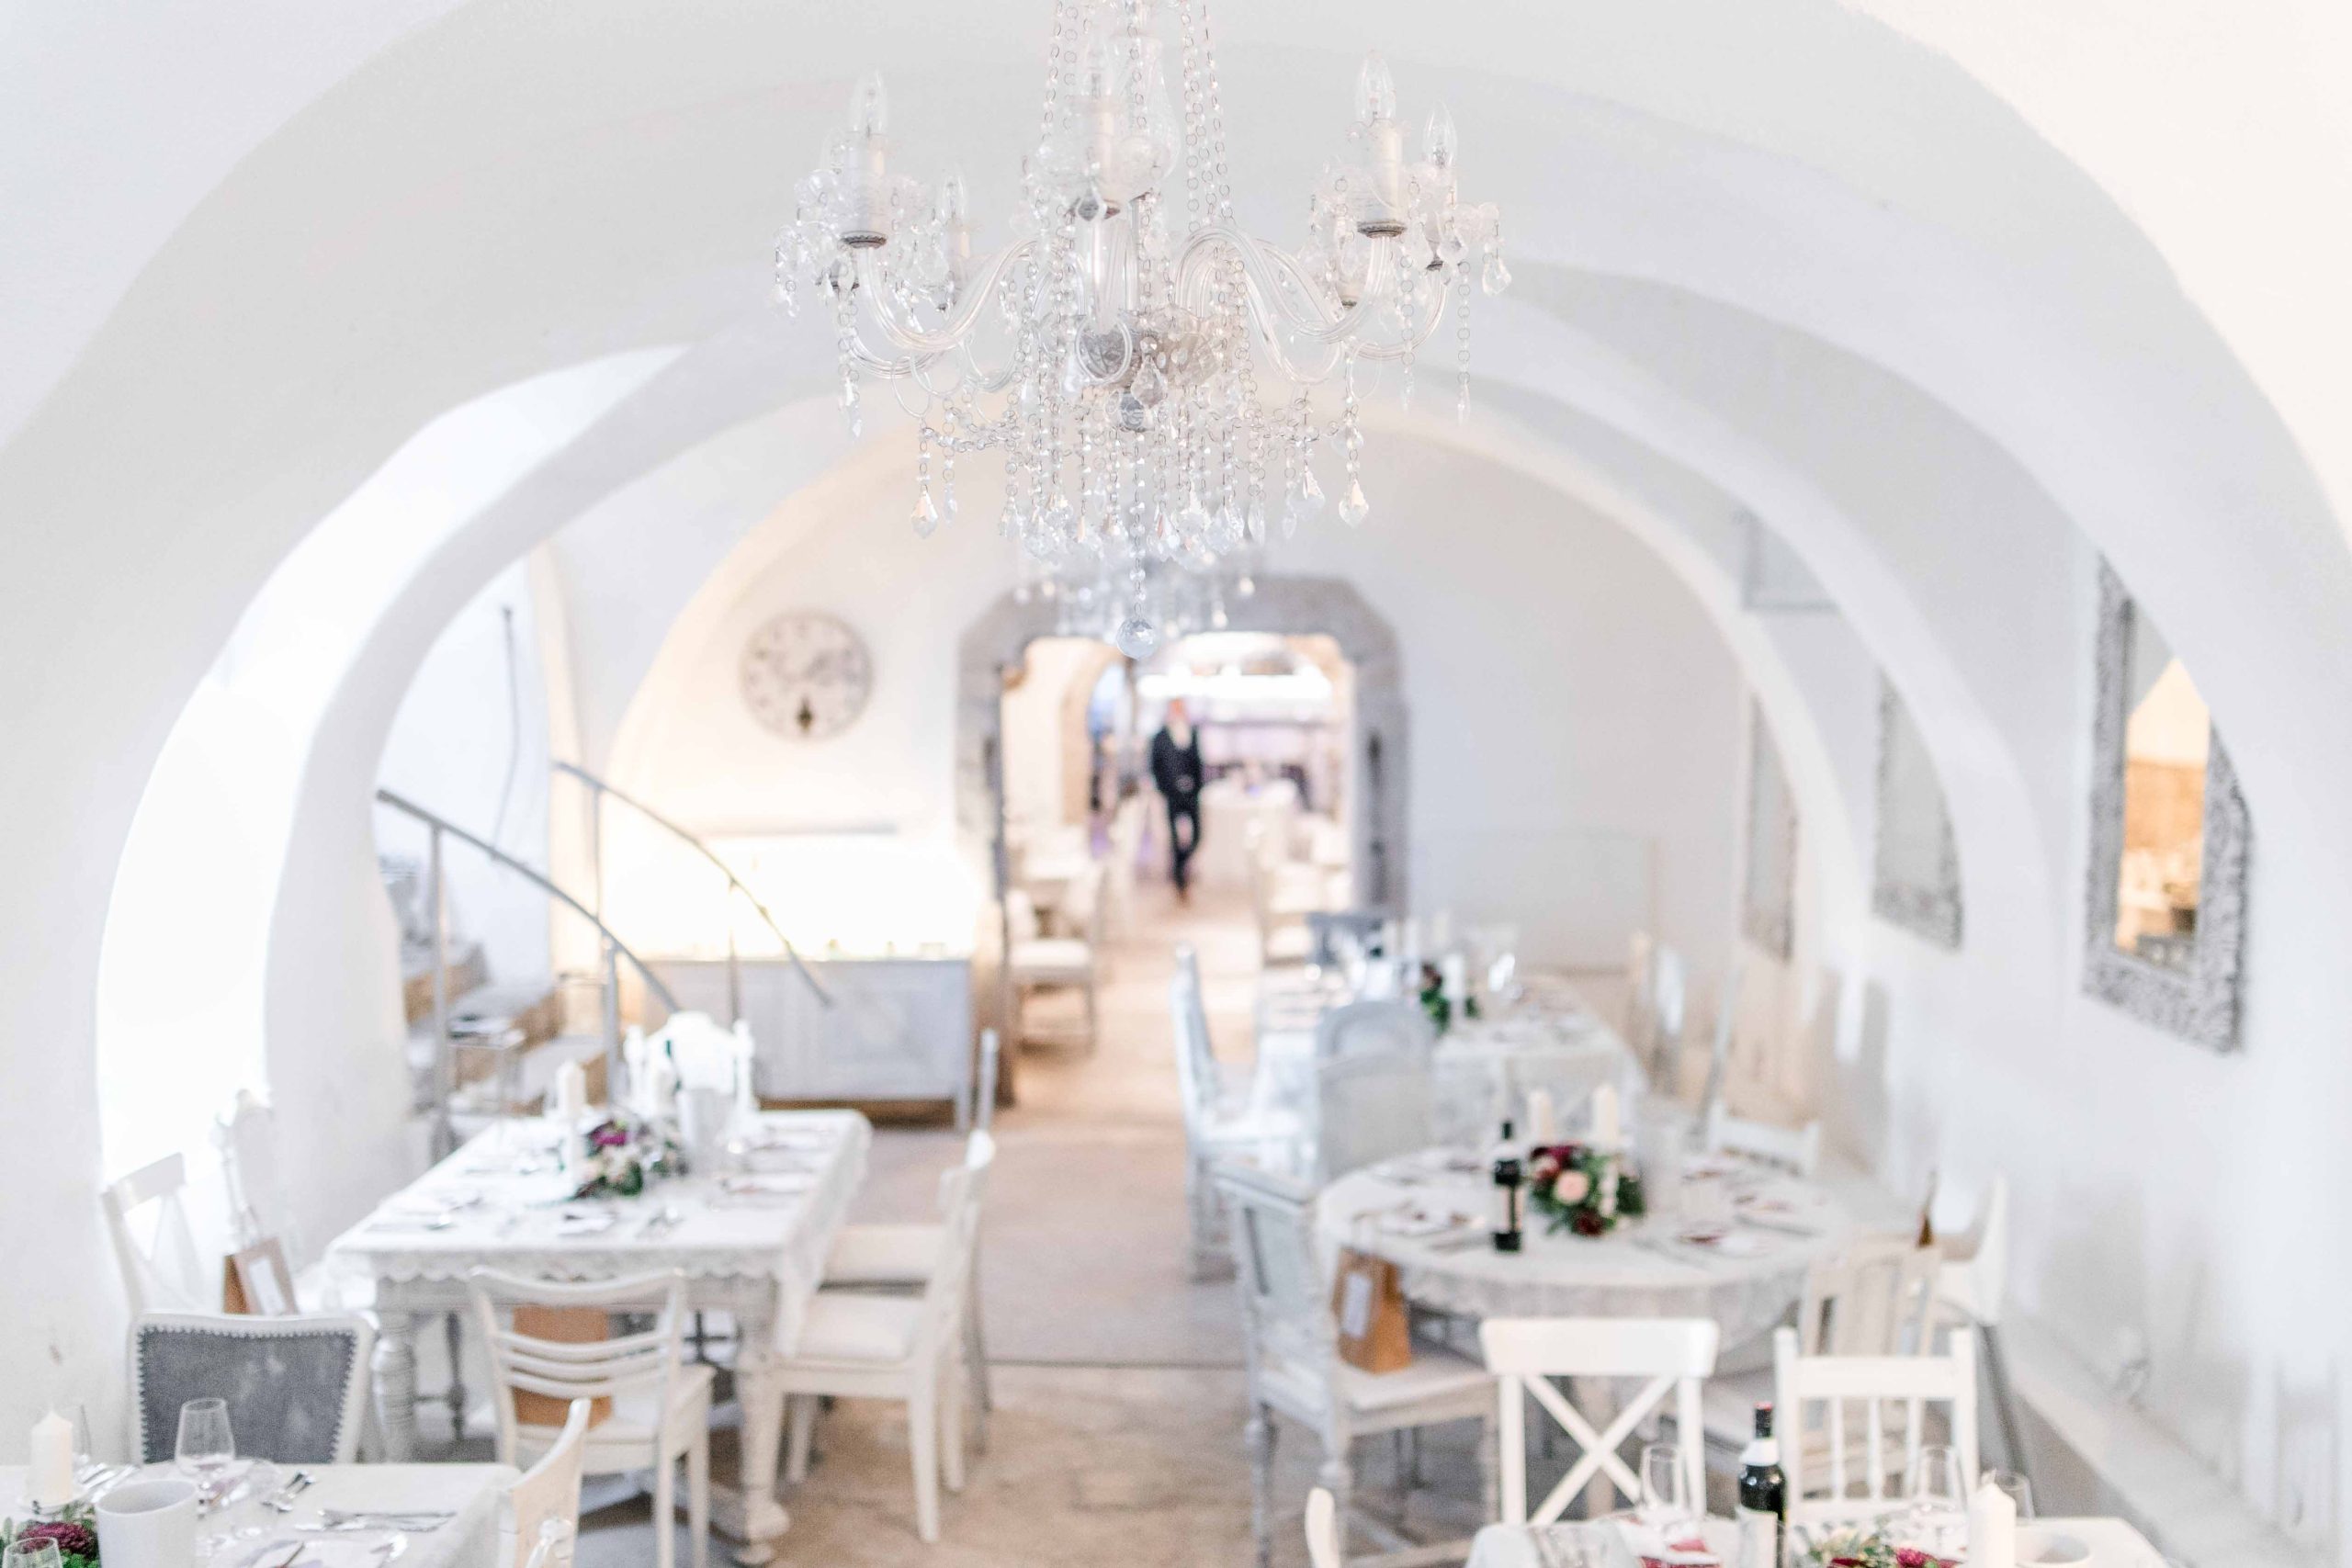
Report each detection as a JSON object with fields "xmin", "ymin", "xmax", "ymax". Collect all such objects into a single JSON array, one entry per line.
[
  {"xmin": 1313, "ymin": 998, "xmax": 1434, "ymax": 1063},
  {"xmin": 469, "ymin": 1269, "xmax": 711, "ymax": 1568},
  {"xmin": 965, "ymin": 1027, "xmax": 1001, "ymax": 1134},
  {"xmin": 1005, "ymin": 871, "xmax": 1104, "ymax": 1052},
  {"xmin": 1312, "ymin": 1050, "xmax": 1432, "ymax": 1184},
  {"xmin": 817, "ymin": 1129, "xmax": 1000, "ymax": 1443},
  {"xmin": 1214, "ymin": 1162, "xmax": 1493, "ymax": 1568},
  {"xmin": 1478, "ymin": 1316, "xmax": 1718, "ymax": 1526},
  {"xmin": 1701, "ymin": 1235, "xmax": 1941, "ymax": 1463},
  {"xmin": 1703, "ymin": 1103, "xmax": 1824, "ymax": 1177},
  {"xmin": 1773, "ymin": 1323, "xmax": 1978, "ymax": 1534},
  {"xmin": 499, "ymin": 1397, "xmax": 591, "ymax": 1568},
  {"xmin": 782, "ymin": 1134, "xmax": 994, "ymax": 1544},
  {"xmin": 1172, "ymin": 947, "xmax": 1305, "ymax": 1275},
  {"xmin": 102, "ymin": 1154, "xmax": 209, "ymax": 1316}
]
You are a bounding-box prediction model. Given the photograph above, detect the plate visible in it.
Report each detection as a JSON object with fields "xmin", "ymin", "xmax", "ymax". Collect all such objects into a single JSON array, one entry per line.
[{"xmin": 2018, "ymin": 1528, "xmax": 2091, "ymax": 1565}]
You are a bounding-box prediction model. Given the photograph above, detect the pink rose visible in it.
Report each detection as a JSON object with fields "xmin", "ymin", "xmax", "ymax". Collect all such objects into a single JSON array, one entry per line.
[{"xmin": 1551, "ymin": 1169, "xmax": 1591, "ymax": 1204}]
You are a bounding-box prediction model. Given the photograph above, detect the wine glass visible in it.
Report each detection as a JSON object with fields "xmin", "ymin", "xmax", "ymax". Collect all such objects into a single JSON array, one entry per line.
[
  {"xmin": 5, "ymin": 1540, "xmax": 65, "ymax": 1568},
  {"xmin": 1638, "ymin": 1442, "xmax": 1693, "ymax": 1535},
  {"xmin": 1903, "ymin": 1444, "xmax": 1967, "ymax": 1554},
  {"xmin": 1985, "ymin": 1466, "xmax": 2034, "ymax": 1518},
  {"xmin": 174, "ymin": 1398, "xmax": 236, "ymax": 1497}
]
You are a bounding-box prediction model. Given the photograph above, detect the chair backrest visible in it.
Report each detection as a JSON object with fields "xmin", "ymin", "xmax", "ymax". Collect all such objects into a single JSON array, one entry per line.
[
  {"xmin": 1936, "ymin": 1174, "xmax": 2009, "ymax": 1326},
  {"xmin": 1773, "ymin": 1323, "xmax": 1978, "ymax": 1531},
  {"xmin": 1313, "ymin": 1049, "xmax": 1433, "ymax": 1183},
  {"xmin": 131, "ymin": 1312, "xmax": 375, "ymax": 1464},
  {"xmin": 1797, "ymin": 1236, "xmax": 1941, "ymax": 1357},
  {"xmin": 500, "ymin": 1397, "xmax": 591, "ymax": 1568},
  {"xmin": 1314, "ymin": 998, "xmax": 1434, "ymax": 1063},
  {"xmin": 1072, "ymin": 862, "xmax": 1109, "ymax": 950},
  {"xmin": 1696, "ymin": 951, "xmax": 1745, "ymax": 1125},
  {"xmin": 916, "ymin": 1133, "xmax": 996, "ymax": 1357},
  {"xmin": 468, "ymin": 1269, "xmax": 686, "ymax": 1466},
  {"xmin": 214, "ymin": 1091, "xmax": 291, "ymax": 1255},
  {"xmin": 970, "ymin": 1027, "xmax": 1001, "ymax": 1134},
  {"xmin": 1306, "ymin": 909, "xmax": 1385, "ymax": 969},
  {"xmin": 1304, "ymin": 1487, "xmax": 1343, "ymax": 1568},
  {"xmin": 1170, "ymin": 946, "xmax": 1220, "ymax": 1136},
  {"xmin": 1479, "ymin": 1316, "xmax": 1719, "ymax": 1525},
  {"xmin": 1004, "ymin": 888, "xmax": 1041, "ymax": 944},
  {"xmin": 1211, "ymin": 1163, "xmax": 1333, "ymax": 1395},
  {"xmin": 103, "ymin": 1154, "xmax": 209, "ymax": 1316},
  {"xmin": 1704, "ymin": 1104, "xmax": 1823, "ymax": 1177}
]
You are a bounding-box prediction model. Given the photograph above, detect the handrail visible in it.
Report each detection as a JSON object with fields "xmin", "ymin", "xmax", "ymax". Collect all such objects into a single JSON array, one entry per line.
[
  {"xmin": 376, "ymin": 788, "xmax": 682, "ymax": 1015},
  {"xmin": 552, "ymin": 761, "xmax": 830, "ymax": 1007}
]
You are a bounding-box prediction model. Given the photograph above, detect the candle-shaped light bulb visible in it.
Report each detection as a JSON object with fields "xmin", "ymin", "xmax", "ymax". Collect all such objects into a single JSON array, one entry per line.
[
  {"xmin": 1354, "ymin": 51, "xmax": 1398, "ymax": 124},
  {"xmin": 848, "ymin": 71, "xmax": 890, "ymax": 140},
  {"xmin": 935, "ymin": 168, "xmax": 968, "ymax": 228},
  {"xmin": 1079, "ymin": 39, "xmax": 1117, "ymax": 103},
  {"xmin": 1424, "ymin": 103, "xmax": 1458, "ymax": 172}
]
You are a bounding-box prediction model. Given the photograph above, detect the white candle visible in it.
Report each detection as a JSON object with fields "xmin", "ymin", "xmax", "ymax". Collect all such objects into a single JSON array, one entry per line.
[
  {"xmin": 1441, "ymin": 953, "xmax": 1468, "ymax": 1006},
  {"xmin": 553, "ymin": 1060, "xmax": 588, "ymax": 1122},
  {"xmin": 1401, "ymin": 917, "xmax": 1423, "ymax": 966},
  {"xmin": 1967, "ymin": 1477, "xmax": 2018, "ymax": 1568},
  {"xmin": 1525, "ymin": 1089, "xmax": 1558, "ymax": 1145},
  {"xmin": 1429, "ymin": 909, "xmax": 1454, "ymax": 953},
  {"xmin": 1591, "ymin": 1083, "xmax": 1622, "ymax": 1151},
  {"xmin": 29, "ymin": 1407, "xmax": 74, "ymax": 1508}
]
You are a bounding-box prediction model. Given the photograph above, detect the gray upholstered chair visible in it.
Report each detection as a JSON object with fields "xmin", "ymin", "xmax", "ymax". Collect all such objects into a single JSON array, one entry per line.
[{"xmin": 131, "ymin": 1312, "xmax": 374, "ymax": 1464}]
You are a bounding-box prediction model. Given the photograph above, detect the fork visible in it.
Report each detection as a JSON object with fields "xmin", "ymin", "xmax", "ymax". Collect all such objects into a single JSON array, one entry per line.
[{"xmin": 263, "ymin": 1471, "xmax": 314, "ymax": 1512}]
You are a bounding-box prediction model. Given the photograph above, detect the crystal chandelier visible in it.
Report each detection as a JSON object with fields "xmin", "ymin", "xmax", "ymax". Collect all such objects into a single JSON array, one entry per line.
[{"xmin": 774, "ymin": 0, "xmax": 1507, "ymax": 657}]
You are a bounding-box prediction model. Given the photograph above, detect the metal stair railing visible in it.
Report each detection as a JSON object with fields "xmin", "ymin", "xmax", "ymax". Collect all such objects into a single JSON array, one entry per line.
[
  {"xmin": 553, "ymin": 760, "xmax": 830, "ymax": 1018},
  {"xmin": 376, "ymin": 787, "xmax": 682, "ymax": 1155}
]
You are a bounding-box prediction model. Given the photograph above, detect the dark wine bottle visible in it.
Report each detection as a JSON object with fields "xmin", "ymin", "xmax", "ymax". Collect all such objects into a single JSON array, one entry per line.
[
  {"xmin": 1490, "ymin": 1119, "xmax": 1523, "ymax": 1252},
  {"xmin": 1736, "ymin": 1403, "xmax": 1787, "ymax": 1568}
]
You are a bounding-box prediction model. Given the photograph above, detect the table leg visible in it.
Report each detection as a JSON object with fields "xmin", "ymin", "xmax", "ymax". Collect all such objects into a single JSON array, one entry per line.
[
  {"xmin": 711, "ymin": 1303, "xmax": 792, "ymax": 1566},
  {"xmin": 373, "ymin": 1311, "xmax": 421, "ymax": 1462}
]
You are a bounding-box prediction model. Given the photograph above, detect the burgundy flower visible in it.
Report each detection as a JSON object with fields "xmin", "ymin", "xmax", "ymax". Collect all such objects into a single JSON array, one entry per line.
[
  {"xmin": 591, "ymin": 1123, "xmax": 630, "ymax": 1149},
  {"xmin": 18, "ymin": 1519, "xmax": 98, "ymax": 1558},
  {"xmin": 1571, "ymin": 1208, "xmax": 1607, "ymax": 1236}
]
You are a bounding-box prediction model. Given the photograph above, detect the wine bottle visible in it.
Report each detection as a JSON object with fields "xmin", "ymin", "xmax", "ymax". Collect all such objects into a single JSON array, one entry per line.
[
  {"xmin": 1736, "ymin": 1403, "xmax": 1787, "ymax": 1568},
  {"xmin": 1490, "ymin": 1119, "xmax": 1523, "ymax": 1253}
]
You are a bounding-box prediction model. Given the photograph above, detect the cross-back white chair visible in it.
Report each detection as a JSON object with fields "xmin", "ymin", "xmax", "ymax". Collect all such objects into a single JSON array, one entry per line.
[
  {"xmin": 1005, "ymin": 869, "xmax": 1105, "ymax": 1051},
  {"xmin": 1773, "ymin": 1323, "xmax": 1978, "ymax": 1533},
  {"xmin": 1479, "ymin": 1316, "xmax": 1719, "ymax": 1526},
  {"xmin": 783, "ymin": 1134, "xmax": 994, "ymax": 1544},
  {"xmin": 1214, "ymin": 1162, "xmax": 1492, "ymax": 1568},
  {"xmin": 818, "ymin": 1129, "xmax": 1001, "ymax": 1443},
  {"xmin": 1312, "ymin": 1049, "xmax": 1433, "ymax": 1184},
  {"xmin": 103, "ymin": 1154, "xmax": 209, "ymax": 1316},
  {"xmin": 1314, "ymin": 998, "xmax": 1435, "ymax": 1063},
  {"xmin": 469, "ymin": 1269, "xmax": 710, "ymax": 1568},
  {"xmin": 214, "ymin": 1090, "xmax": 290, "ymax": 1254},
  {"xmin": 1172, "ymin": 946, "xmax": 1304, "ymax": 1274},
  {"xmin": 1647, "ymin": 945, "xmax": 1689, "ymax": 1091},
  {"xmin": 499, "ymin": 1396, "xmax": 591, "ymax": 1568},
  {"xmin": 1703, "ymin": 1103, "xmax": 1824, "ymax": 1177}
]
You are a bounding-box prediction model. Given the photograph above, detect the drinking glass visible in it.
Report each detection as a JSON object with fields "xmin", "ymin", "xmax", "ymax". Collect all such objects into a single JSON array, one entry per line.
[
  {"xmin": 1904, "ymin": 1444, "xmax": 1968, "ymax": 1554},
  {"xmin": 1638, "ymin": 1442, "xmax": 1692, "ymax": 1533},
  {"xmin": 1985, "ymin": 1467, "xmax": 2034, "ymax": 1518},
  {"xmin": 5, "ymin": 1540, "xmax": 65, "ymax": 1568},
  {"xmin": 173, "ymin": 1398, "xmax": 236, "ymax": 1495}
]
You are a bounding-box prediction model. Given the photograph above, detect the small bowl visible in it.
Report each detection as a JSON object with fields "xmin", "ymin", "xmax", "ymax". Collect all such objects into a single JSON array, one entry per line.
[{"xmin": 2018, "ymin": 1527, "xmax": 2092, "ymax": 1565}]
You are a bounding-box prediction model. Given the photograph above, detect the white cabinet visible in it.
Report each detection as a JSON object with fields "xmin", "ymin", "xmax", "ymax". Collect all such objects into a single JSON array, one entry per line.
[{"xmin": 650, "ymin": 955, "xmax": 973, "ymax": 1116}]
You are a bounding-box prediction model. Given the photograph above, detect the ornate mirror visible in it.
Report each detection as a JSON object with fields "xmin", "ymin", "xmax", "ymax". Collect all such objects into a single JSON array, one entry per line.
[{"xmin": 2084, "ymin": 564, "xmax": 2249, "ymax": 1049}]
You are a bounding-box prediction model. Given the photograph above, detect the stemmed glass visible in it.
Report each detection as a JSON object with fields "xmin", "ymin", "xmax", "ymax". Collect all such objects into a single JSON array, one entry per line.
[
  {"xmin": 1902, "ymin": 1444, "xmax": 1968, "ymax": 1555},
  {"xmin": 5, "ymin": 1540, "xmax": 65, "ymax": 1568},
  {"xmin": 174, "ymin": 1398, "xmax": 236, "ymax": 1497},
  {"xmin": 1638, "ymin": 1442, "xmax": 1694, "ymax": 1537}
]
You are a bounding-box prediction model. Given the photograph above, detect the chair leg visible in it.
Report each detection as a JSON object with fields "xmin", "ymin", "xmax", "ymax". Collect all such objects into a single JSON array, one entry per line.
[
  {"xmin": 965, "ymin": 1284, "xmax": 993, "ymax": 1446},
  {"xmin": 941, "ymin": 1353, "xmax": 968, "ymax": 1495},
  {"xmin": 1318, "ymin": 1445, "xmax": 1352, "ymax": 1564},
  {"xmin": 785, "ymin": 1394, "xmax": 817, "ymax": 1484},
  {"xmin": 687, "ymin": 1432, "xmax": 711, "ymax": 1568},
  {"xmin": 653, "ymin": 1448, "xmax": 677, "ymax": 1568},
  {"xmin": 1246, "ymin": 1404, "xmax": 1276, "ymax": 1568},
  {"xmin": 910, "ymin": 1382, "xmax": 942, "ymax": 1543}
]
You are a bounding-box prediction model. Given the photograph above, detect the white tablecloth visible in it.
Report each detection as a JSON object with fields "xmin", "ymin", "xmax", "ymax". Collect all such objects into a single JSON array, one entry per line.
[
  {"xmin": 1465, "ymin": 1516, "xmax": 2165, "ymax": 1568},
  {"xmin": 1, "ymin": 1463, "xmax": 514, "ymax": 1568},
  {"xmin": 1317, "ymin": 1149, "xmax": 1888, "ymax": 1349}
]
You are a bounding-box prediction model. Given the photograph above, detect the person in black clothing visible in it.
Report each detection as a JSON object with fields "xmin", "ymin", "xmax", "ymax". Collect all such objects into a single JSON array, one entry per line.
[{"xmin": 1148, "ymin": 699, "xmax": 1204, "ymax": 901}]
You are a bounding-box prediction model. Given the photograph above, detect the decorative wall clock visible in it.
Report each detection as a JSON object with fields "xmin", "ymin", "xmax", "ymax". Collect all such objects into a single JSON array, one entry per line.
[{"xmin": 741, "ymin": 611, "xmax": 872, "ymax": 739}]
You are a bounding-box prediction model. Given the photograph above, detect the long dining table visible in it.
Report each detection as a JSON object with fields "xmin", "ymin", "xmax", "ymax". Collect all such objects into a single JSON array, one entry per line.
[
  {"xmin": 324, "ymin": 1108, "xmax": 871, "ymax": 1565},
  {"xmin": 1464, "ymin": 1515, "xmax": 2170, "ymax": 1567}
]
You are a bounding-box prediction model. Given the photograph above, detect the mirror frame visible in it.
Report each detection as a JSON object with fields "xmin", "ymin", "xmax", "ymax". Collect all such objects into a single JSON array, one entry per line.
[{"xmin": 2083, "ymin": 563, "xmax": 2251, "ymax": 1050}]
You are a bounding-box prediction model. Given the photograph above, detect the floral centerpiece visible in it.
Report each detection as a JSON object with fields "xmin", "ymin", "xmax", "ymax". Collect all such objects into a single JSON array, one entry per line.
[
  {"xmin": 570, "ymin": 1112, "xmax": 684, "ymax": 1199},
  {"xmin": 1526, "ymin": 1142, "xmax": 1645, "ymax": 1236},
  {"xmin": 4, "ymin": 1502, "xmax": 100, "ymax": 1567},
  {"xmin": 1803, "ymin": 1529, "xmax": 1953, "ymax": 1568},
  {"xmin": 1416, "ymin": 963, "xmax": 1480, "ymax": 1035}
]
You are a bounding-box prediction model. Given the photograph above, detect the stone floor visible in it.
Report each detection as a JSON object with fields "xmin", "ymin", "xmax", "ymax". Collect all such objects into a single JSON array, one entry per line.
[{"xmin": 548, "ymin": 874, "xmax": 1499, "ymax": 1565}]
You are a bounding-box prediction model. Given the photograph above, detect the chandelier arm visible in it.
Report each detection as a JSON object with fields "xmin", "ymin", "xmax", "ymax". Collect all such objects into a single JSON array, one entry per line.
[{"xmin": 850, "ymin": 243, "xmax": 1037, "ymax": 360}]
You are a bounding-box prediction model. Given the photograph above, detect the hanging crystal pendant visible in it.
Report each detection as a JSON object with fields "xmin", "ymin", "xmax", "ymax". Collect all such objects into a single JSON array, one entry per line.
[
  {"xmin": 1246, "ymin": 496, "xmax": 1269, "ymax": 546},
  {"xmin": 911, "ymin": 489, "xmax": 942, "ymax": 538},
  {"xmin": 1289, "ymin": 466, "xmax": 1326, "ymax": 527},
  {"xmin": 1339, "ymin": 478, "xmax": 1371, "ymax": 526},
  {"xmin": 1114, "ymin": 614, "xmax": 1159, "ymax": 659},
  {"xmin": 1482, "ymin": 251, "xmax": 1511, "ymax": 295}
]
